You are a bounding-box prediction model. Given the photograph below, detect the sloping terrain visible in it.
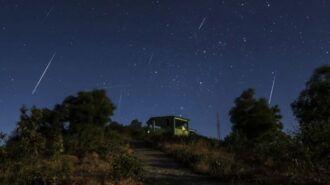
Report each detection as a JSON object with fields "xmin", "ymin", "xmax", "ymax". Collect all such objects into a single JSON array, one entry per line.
[{"xmin": 132, "ymin": 141, "xmax": 224, "ymax": 185}]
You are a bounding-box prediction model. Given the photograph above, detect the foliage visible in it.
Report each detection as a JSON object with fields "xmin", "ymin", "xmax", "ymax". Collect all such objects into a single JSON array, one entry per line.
[
  {"xmin": 64, "ymin": 124, "xmax": 104, "ymax": 157},
  {"xmin": 127, "ymin": 119, "xmax": 146, "ymax": 138},
  {"xmin": 1, "ymin": 158, "xmax": 74, "ymax": 185},
  {"xmin": 291, "ymin": 65, "xmax": 330, "ymax": 183},
  {"xmin": 113, "ymin": 154, "xmax": 143, "ymax": 180},
  {"xmin": 108, "ymin": 121, "xmax": 126, "ymax": 132},
  {"xmin": 224, "ymin": 86, "xmax": 330, "ymax": 184},
  {"xmin": 292, "ymin": 65, "xmax": 330, "ymax": 124},
  {"xmin": 59, "ymin": 89, "xmax": 116, "ymax": 131},
  {"xmin": 0, "ymin": 89, "xmax": 143, "ymax": 185},
  {"xmin": 145, "ymin": 135, "xmax": 236, "ymax": 180},
  {"xmin": 5, "ymin": 106, "xmax": 46, "ymax": 160},
  {"xmin": 229, "ymin": 88, "xmax": 283, "ymax": 140},
  {"xmin": 38, "ymin": 108, "xmax": 65, "ymax": 158},
  {"xmin": 145, "ymin": 79, "xmax": 329, "ymax": 185},
  {"xmin": 1, "ymin": 63, "xmax": 328, "ymax": 185},
  {"xmin": 129, "ymin": 119, "xmax": 142, "ymax": 131},
  {"xmin": 0, "ymin": 132, "xmax": 5, "ymax": 163},
  {"xmin": 57, "ymin": 90, "xmax": 119, "ymax": 158},
  {"xmin": 0, "ymin": 131, "xmax": 5, "ymax": 144},
  {"xmin": 296, "ymin": 122, "xmax": 330, "ymax": 168}
]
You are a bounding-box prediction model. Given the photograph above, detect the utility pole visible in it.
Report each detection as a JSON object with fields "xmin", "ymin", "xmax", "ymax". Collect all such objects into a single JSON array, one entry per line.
[{"xmin": 216, "ymin": 112, "xmax": 221, "ymax": 141}]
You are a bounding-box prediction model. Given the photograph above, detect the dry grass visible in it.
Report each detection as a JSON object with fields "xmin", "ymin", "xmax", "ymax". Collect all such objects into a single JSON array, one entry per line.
[
  {"xmin": 151, "ymin": 135, "xmax": 330, "ymax": 185},
  {"xmin": 0, "ymin": 152, "xmax": 143, "ymax": 185},
  {"xmin": 158, "ymin": 137, "xmax": 235, "ymax": 178},
  {"xmin": 116, "ymin": 178, "xmax": 144, "ymax": 185},
  {"xmin": 193, "ymin": 161, "xmax": 209, "ymax": 174}
]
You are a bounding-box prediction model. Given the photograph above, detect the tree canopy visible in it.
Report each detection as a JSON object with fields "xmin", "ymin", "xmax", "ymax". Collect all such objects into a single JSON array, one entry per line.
[
  {"xmin": 58, "ymin": 89, "xmax": 116, "ymax": 131},
  {"xmin": 0, "ymin": 132, "xmax": 5, "ymax": 145},
  {"xmin": 55, "ymin": 89, "xmax": 117, "ymax": 156},
  {"xmin": 229, "ymin": 88, "xmax": 283, "ymax": 139},
  {"xmin": 291, "ymin": 66, "xmax": 330, "ymax": 166},
  {"xmin": 292, "ymin": 65, "xmax": 330, "ymax": 124},
  {"xmin": 6, "ymin": 106, "xmax": 46, "ymax": 159},
  {"xmin": 0, "ymin": 89, "xmax": 143, "ymax": 185}
]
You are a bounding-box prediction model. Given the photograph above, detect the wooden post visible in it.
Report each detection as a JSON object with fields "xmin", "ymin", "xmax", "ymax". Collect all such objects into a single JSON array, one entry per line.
[
  {"xmin": 217, "ymin": 112, "xmax": 221, "ymax": 140},
  {"xmin": 173, "ymin": 117, "xmax": 176, "ymax": 135},
  {"xmin": 152, "ymin": 120, "xmax": 155, "ymax": 132}
]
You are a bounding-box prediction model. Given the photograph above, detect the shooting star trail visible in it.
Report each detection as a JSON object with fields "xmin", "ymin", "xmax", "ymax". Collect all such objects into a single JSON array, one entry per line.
[
  {"xmin": 268, "ymin": 71, "xmax": 277, "ymax": 105},
  {"xmin": 32, "ymin": 52, "xmax": 56, "ymax": 95},
  {"xmin": 117, "ymin": 90, "xmax": 123, "ymax": 113},
  {"xmin": 108, "ymin": 84, "xmax": 131, "ymax": 89},
  {"xmin": 198, "ymin": 16, "xmax": 207, "ymax": 30},
  {"xmin": 43, "ymin": 6, "xmax": 54, "ymax": 22},
  {"xmin": 148, "ymin": 52, "xmax": 154, "ymax": 65}
]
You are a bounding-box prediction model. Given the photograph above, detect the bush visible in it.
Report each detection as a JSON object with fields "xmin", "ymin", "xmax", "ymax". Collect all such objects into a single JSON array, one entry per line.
[
  {"xmin": 113, "ymin": 154, "xmax": 143, "ymax": 180},
  {"xmin": 146, "ymin": 134, "xmax": 237, "ymax": 181},
  {"xmin": 298, "ymin": 122, "xmax": 330, "ymax": 167},
  {"xmin": 0, "ymin": 157, "xmax": 74, "ymax": 185}
]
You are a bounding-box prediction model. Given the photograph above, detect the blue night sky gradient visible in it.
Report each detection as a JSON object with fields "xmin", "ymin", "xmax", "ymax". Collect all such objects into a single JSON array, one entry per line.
[{"xmin": 0, "ymin": 0, "xmax": 330, "ymax": 137}]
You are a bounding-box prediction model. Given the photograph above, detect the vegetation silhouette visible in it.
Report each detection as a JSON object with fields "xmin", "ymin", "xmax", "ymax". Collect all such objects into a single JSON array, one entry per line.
[
  {"xmin": 145, "ymin": 65, "xmax": 330, "ymax": 185},
  {"xmin": 0, "ymin": 65, "xmax": 329, "ymax": 185},
  {"xmin": 0, "ymin": 89, "xmax": 142, "ymax": 185}
]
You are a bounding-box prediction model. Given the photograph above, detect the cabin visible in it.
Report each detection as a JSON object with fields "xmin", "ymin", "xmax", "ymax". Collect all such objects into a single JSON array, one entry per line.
[{"xmin": 146, "ymin": 116, "xmax": 192, "ymax": 136}]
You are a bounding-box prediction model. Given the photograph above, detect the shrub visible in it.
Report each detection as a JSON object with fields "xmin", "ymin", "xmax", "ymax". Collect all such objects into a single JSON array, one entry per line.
[
  {"xmin": 112, "ymin": 154, "xmax": 143, "ymax": 181},
  {"xmin": 1, "ymin": 157, "xmax": 75, "ymax": 185},
  {"xmin": 147, "ymin": 134, "xmax": 237, "ymax": 181}
]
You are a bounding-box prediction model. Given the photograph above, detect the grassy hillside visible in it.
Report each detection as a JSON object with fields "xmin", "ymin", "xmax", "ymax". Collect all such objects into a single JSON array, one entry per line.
[
  {"xmin": 144, "ymin": 134, "xmax": 330, "ymax": 185},
  {"xmin": 0, "ymin": 125, "xmax": 143, "ymax": 185},
  {"xmin": 0, "ymin": 90, "xmax": 143, "ymax": 185}
]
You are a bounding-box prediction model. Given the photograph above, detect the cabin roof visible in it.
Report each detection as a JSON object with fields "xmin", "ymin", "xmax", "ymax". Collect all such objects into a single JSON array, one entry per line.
[{"xmin": 148, "ymin": 116, "xmax": 190, "ymax": 122}]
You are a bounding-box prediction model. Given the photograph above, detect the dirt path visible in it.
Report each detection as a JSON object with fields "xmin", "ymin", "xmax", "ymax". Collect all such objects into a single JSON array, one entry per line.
[{"xmin": 132, "ymin": 141, "xmax": 225, "ymax": 185}]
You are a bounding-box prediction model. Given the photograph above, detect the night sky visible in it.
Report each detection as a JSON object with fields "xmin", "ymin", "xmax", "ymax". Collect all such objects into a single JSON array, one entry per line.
[{"xmin": 1, "ymin": 0, "xmax": 330, "ymax": 138}]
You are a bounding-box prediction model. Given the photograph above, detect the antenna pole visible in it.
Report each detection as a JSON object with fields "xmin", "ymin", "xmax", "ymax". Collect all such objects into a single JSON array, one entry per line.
[{"xmin": 217, "ymin": 112, "xmax": 221, "ymax": 140}]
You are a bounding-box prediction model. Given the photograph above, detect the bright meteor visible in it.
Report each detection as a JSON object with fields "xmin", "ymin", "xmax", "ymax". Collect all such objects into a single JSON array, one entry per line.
[
  {"xmin": 198, "ymin": 16, "xmax": 207, "ymax": 30},
  {"xmin": 32, "ymin": 52, "xmax": 56, "ymax": 95},
  {"xmin": 43, "ymin": 6, "xmax": 54, "ymax": 23},
  {"xmin": 268, "ymin": 71, "xmax": 277, "ymax": 105}
]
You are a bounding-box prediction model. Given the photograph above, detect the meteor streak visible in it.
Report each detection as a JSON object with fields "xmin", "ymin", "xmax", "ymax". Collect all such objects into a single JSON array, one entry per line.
[
  {"xmin": 108, "ymin": 84, "xmax": 131, "ymax": 89},
  {"xmin": 32, "ymin": 52, "xmax": 56, "ymax": 95},
  {"xmin": 45, "ymin": 7, "xmax": 53, "ymax": 17},
  {"xmin": 268, "ymin": 71, "xmax": 277, "ymax": 104},
  {"xmin": 117, "ymin": 90, "xmax": 123, "ymax": 113},
  {"xmin": 43, "ymin": 6, "xmax": 54, "ymax": 22},
  {"xmin": 198, "ymin": 16, "xmax": 207, "ymax": 30},
  {"xmin": 148, "ymin": 52, "xmax": 154, "ymax": 65}
]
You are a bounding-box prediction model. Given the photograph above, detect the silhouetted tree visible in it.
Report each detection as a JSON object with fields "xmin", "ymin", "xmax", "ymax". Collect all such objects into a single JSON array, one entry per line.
[
  {"xmin": 229, "ymin": 88, "xmax": 283, "ymax": 140},
  {"xmin": 128, "ymin": 119, "xmax": 144, "ymax": 137},
  {"xmin": 6, "ymin": 106, "xmax": 46, "ymax": 159},
  {"xmin": 0, "ymin": 90, "xmax": 142, "ymax": 184},
  {"xmin": 292, "ymin": 65, "xmax": 330, "ymax": 124},
  {"xmin": 0, "ymin": 132, "xmax": 4, "ymax": 145},
  {"xmin": 33, "ymin": 108, "xmax": 64, "ymax": 158},
  {"xmin": 107, "ymin": 121, "xmax": 126, "ymax": 133},
  {"xmin": 292, "ymin": 66, "xmax": 330, "ymax": 166},
  {"xmin": 0, "ymin": 132, "xmax": 5, "ymax": 163},
  {"xmin": 129, "ymin": 119, "xmax": 142, "ymax": 130},
  {"xmin": 57, "ymin": 89, "xmax": 116, "ymax": 156},
  {"xmin": 59, "ymin": 89, "xmax": 116, "ymax": 131}
]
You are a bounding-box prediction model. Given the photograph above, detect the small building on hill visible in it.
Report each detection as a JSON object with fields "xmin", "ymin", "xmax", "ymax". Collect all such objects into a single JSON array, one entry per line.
[{"xmin": 147, "ymin": 116, "xmax": 192, "ymax": 136}]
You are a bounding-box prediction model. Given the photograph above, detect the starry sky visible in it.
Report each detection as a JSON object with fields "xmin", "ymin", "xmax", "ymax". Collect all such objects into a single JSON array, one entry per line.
[{"xmin": 1, "ymin": 0, "xmax": 330, "ymax": 138}]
